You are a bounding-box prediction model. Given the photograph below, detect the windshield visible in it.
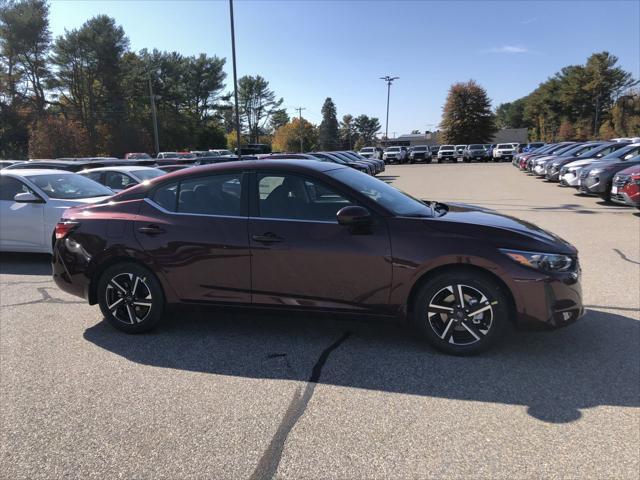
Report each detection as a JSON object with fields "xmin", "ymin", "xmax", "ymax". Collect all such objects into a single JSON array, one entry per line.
[
  {"xmin": 441, "ymin": 145, "xmax": 455, "ymax": 151},
  {"xmin": 602, "ymin": 145, "xmax": 640, "ymax": 160},
  {"xmin": 572, "ymin": 144, "xmax": 601, "ymax": 156},
  {"xmin": 413, "ymin": 146, "xmax": 426, "ymax": 151},
  {"xmin": 131, "ymin": 169, "xmax": 165, "ymax": 181},
  {"xmin": 329, "ymin": 167, "xmax": 432, "ymax": 217},
  {"xmin": 387, "ymin": 147, "xmax": 401, "ymax": 152},
  {"xmin": 551, "ymin": 143, "xmax": 576, "ymax": 154},
  {"xmin": 497, "ymin": 144, "xmax": 512, "ymax": 149},
  {"xmin": 29, "ymin": 173, "xmax": 113, "ymax": 199},
  {"xmin": 469, "ymin": 144, "xmax": 484, "ymax": 149},
  {"xmin": 361, "ymin": 148, "xmax": 373, "ymax": 152}
]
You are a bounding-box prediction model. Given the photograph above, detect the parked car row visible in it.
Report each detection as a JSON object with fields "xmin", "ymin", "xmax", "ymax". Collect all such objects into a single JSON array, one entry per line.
[
  {"xmin": 513, "ymin": 141, "xmax": 640, "ymax": 209},
  {"xmin": 359, "ymin": 143, "xmax": 544, "ymax": 165}
]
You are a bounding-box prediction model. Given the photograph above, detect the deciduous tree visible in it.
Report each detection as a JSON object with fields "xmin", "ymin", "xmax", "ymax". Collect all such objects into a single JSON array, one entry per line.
[{"xmin": 440, "ymin": 80, "xmax": 497, "ymax": 143}]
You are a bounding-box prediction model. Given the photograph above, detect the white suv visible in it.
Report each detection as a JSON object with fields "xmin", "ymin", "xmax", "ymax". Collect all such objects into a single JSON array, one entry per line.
[
  {"xmin": 493, "ymin": 143, "xmax": 516, "ymax": 161},
  {"xmin": 383, "ymin": 146, "xmax": 407, "ymax": 164},
  {"xmin": 359, "ymin": 147, "xmax": 382, "ymax": 159}
]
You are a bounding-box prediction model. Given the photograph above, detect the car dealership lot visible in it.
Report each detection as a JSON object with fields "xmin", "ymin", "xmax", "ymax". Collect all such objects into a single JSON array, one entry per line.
[{"xmin": 1, "ymin": 163, "xmax": 638, "ymax": 479}]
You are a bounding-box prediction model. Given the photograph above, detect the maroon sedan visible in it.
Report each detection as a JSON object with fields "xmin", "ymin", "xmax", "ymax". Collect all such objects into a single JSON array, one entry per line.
[{"xmin": 53, "ymin": 160, "xmax": 583, "ymax": 355}]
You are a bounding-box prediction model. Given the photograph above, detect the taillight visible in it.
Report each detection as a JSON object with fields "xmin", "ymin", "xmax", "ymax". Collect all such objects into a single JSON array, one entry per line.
[{"xmin": 55, "ymin": 221, "xmax": 79, "ymax": 240}]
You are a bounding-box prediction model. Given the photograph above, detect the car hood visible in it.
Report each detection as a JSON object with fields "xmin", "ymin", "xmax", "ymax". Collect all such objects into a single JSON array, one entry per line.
[
  {"xmin": 563, "ymin": 157, "xmax": 601, "ymax": 169},
  {"xmin": 585, "ymin": 159, "xmax": 640, "ymax": 171},
  {"xmin": 424, "ymin": 202, "xmax": 576, "ymax": 254}
]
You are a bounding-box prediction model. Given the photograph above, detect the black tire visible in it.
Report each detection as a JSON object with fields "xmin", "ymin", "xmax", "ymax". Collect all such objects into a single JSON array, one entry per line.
[
  {"xmin": 411, "ymin": 269, "xmax": 509, "ymax": 355},
  {"xmin": 97, "ymin": 262, "xmax": 165, "ymax": 333}
]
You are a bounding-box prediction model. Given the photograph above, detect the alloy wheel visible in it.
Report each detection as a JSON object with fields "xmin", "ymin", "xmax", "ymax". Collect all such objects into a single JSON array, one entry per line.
[
  {"xmin": 105, "ymin": 273, "xmax": 153, "ymax": 324},
  {"xmin": 426, "ymin": 284, "xmax": 493, "ymax": 346}
]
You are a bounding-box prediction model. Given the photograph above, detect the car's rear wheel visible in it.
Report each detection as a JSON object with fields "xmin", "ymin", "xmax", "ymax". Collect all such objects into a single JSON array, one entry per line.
[
  {"xmin": 412, "ymin": 270, "xmax": 508, "ymax": 355},
  {"xmin": 97, "ymin": 262, "xmax": 165, "ymax": 333}
]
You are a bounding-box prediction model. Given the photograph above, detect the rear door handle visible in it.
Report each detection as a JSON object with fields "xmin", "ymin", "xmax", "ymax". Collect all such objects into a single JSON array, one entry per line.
[
  {"xmin": 138, "ymin": 224, "xmax": 165, "ymax": 235},
  {"xmin": 251, "ymin": 232, "xmax": 284, "ymax": 244}
]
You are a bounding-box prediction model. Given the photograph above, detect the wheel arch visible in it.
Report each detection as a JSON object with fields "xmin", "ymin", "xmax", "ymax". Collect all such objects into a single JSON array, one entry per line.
[
  {"xmin": 405, "ymin": 263, "xmax": 517, "ymax": 322},
  {"xmin": 88, "ymin": 256, "xmax": 166, "ymax": 305}
]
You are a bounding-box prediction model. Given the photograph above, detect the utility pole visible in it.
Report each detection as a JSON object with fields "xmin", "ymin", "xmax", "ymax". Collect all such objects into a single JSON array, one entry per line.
[
  {"xmin": 295, "ymin": 107, "xmax": 306, "ymax": 152},
  {"xmin": 229, "ymin": 0, "xmax": 242, "ymax": 159},
  {"xmin": 380, "ymin": 76, "xmax": 399, "ymax": 147},
  {"xmin": 148, "ymin": 74, "xmax": 160, "ymax": 155}
]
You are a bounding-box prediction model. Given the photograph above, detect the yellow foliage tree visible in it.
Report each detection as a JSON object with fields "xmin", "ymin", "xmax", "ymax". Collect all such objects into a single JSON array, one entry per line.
[{"xmin": 271, "ymin": 118, "xmax": 318, "ymax": 153}]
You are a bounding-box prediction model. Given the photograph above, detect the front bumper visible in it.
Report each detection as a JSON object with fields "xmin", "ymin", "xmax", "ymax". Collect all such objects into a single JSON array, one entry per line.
[
  {"xmin": 611, "ymin": 182, "xmax": 640, "ymax": 206},
  {"xmin": 579, "ymin": 175, "xmax": 603, "ymax": 194},
  {"xmin": 512, "ymin": 268, "xmax": 584, "ymax": 329},
  {"xmin": 559, "ymin": 170, "xmax": 580, "ymax": 187}
]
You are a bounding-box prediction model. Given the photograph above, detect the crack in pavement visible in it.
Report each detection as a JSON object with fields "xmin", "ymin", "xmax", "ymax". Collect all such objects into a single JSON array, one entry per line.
[
  {"xmin": 0, "ymin": 287, "xmax": 85, "ymax": 308},
  {"xmin": 613, "ymin": 248, "xmax": 640, "ymax": 266},
  {"xmin": 249, "ymin": 331, "xmax": 352, "ymax": 480}
]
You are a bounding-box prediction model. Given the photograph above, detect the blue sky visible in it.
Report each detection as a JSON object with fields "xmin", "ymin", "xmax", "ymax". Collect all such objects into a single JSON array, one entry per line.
[{"xmin": 49, "ymin": 0, "xmax": 640, "ymax": 136}]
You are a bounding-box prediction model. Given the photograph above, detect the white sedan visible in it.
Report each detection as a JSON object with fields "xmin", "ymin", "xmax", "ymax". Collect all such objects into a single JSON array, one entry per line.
[
  {"xmin": 79, "ymin": 166, "xmax": 166, "ymax": 193},
  {"xmin": 0, "ymin": 169, "xmax": 113, "ymax": 253}
]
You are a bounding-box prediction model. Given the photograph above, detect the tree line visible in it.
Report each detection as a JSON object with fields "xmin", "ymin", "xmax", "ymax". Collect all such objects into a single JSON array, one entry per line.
[
  {"xmin": 494, "ymin": 52, "xmax": 638, "ymax": 141},
  {"xmin": 0, "ymin": 0, "xmax": 384, "ymax": 159}
]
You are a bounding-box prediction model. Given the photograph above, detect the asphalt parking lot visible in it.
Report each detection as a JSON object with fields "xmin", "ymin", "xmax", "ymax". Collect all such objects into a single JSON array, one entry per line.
[{"xmin": 1, "ymin": 163, "xmax": 638, "ymax": 479}]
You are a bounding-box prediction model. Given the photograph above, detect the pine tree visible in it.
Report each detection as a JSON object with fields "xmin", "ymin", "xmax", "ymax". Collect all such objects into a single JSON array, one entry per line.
[{"xmin": 318, "ymin": 97, "xmax": 339, "ymax": 150}]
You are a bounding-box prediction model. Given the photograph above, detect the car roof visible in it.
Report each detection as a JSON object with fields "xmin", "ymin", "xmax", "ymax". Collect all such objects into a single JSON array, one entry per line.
[
  {"xmin": 161, "ymin": 159, "xmax": 344, "ymax": 180},
  {"xmin": 80, "ymin": 166, "xmax": 161, "ymax": 173},
  {"xmin": 1, "ymin": 168, "xmax": 75, "ymax": 177}
]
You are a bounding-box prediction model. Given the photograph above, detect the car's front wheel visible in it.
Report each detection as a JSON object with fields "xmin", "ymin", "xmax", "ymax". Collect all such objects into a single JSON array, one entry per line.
[
  {"xmin": 412, "ymin": 270, "xmax": 508, "ymax": 355},
  {"xmin": 97, "ymin": 262, "xmax": 165, "ymax": 333}
]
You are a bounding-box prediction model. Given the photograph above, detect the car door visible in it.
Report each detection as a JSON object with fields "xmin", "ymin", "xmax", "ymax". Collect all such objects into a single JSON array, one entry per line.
[
  {"xmin": 248, "ymin": 171, "xmax": 392, "ymax": 312},
  {"xmin": 0, "ymin": 176, "xmax": 46, "ymax": 251},
  {"xmin": 134, "ymin": 172, "xmax": 251, "ymax": 303}
]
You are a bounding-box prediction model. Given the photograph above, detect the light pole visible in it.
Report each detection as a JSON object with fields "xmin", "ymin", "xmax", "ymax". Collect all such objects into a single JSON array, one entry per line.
[
  {"xmin": 147, "ymin": 73, "xmax": 160, "ymax": 155},
  {"xmin": 380, "ymin": 75, "xmax": 399, "ymax": 146},
  {"xmin": 229, "ymin": 0, "xmax": 242, "ymax": 159}
]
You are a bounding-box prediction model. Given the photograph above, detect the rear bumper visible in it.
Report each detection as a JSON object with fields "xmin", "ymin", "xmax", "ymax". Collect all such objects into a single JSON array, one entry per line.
[{"xmin": 52, "ymin": 239, "xmax": 91, "ymax": 301}]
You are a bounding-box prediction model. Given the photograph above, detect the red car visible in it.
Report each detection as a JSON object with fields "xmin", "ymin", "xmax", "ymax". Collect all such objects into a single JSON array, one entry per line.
[
  {"xmin": 611, "ymin": 165, "xmax": 640, "ymax": 208},
  {"xmin": 52, "ymin": 160, "xmax": 583, "ymax": 355}
]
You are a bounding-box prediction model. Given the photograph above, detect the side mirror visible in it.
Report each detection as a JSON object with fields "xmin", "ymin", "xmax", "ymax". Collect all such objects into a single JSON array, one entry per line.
[
  {"xmin": 337, "ymin": 205, "xmax": 372, "ymax": 226},
  {"xmin": 14, "ymin": 192, "xmax": 43, "ymax": 203}
]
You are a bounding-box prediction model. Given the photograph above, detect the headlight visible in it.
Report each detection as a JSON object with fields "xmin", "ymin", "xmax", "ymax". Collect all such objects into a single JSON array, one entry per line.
[{"xmin": 500, "ymin": 248, "xmax": 574, "ymax": 272}]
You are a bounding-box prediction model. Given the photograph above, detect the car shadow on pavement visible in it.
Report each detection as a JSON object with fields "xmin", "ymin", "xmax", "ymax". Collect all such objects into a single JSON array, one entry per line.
[
  {"xmin": 83, "ymin": 307, "xmax": 639, "ymax": 424},
  {"xmin": 0, "ymin": 253, "xmax": 52, "ymax": 275}
]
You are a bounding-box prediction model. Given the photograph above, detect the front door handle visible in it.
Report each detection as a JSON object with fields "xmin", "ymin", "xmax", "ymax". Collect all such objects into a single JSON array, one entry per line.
[
  {"xmin": 138, "ymin": 224, "xmax": 165, "ymax": 235},
  {"xmin": 251, "ymin": 232, "xmax": 284, "ymax": 244}
]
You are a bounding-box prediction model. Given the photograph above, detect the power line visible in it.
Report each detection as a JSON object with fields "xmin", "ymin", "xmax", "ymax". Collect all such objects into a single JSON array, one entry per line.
[
  {"xmin": 295, "ymin": 107, "xmax": 306, "ymax": 152},
  {"xmin": 380, "ymin": 75, "xmax": 399, "ymax": 145}
]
